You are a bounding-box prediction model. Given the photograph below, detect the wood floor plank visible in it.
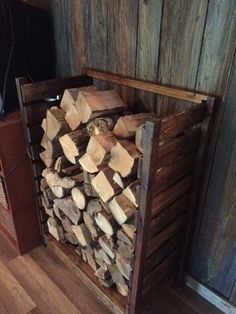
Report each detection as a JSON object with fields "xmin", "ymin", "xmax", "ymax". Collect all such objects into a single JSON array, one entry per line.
[
  {"xmin": 171, "ymin": 286, "xmax": 224, "ymax": 314},
  {"xmin": 0, "ymin": 231, "xmax": 18, "ymax": 263},
  {"xmin": 0, "ymin": 261, "xmax": 36, "ymax": 314},
  {"xmin": 30, "ymin": 246, "xmax": 111, "ymax": 314},
  {"xmin": 8, "ymin": 255, "xmax": 81, "ymax": 314}
]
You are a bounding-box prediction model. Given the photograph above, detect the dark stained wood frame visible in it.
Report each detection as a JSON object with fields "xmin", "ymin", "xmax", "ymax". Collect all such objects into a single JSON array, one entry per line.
[{"xmin": 16, "ymin": 69, "xmax": 216, "ymax": 314}]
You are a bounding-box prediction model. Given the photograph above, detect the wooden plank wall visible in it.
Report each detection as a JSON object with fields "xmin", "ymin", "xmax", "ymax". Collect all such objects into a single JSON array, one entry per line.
[{"xmin": 45, "ymin": 0, "xmax": 236, "ymax": 303}]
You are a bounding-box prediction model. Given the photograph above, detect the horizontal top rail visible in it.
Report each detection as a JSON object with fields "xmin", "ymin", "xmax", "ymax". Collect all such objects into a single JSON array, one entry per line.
[
  {"xmin": 21, "ymin": 75, "xmax": 92, "ymax": 104},
  {"xmin": 84, "ymin": 68, "xmax": 208, "ymax": 104}
]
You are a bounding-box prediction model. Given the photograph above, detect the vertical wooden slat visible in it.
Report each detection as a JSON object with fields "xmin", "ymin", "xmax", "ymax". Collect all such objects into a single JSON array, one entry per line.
[
  {"xmin": 51, "ymin": 0, "xmax": 75, "ymax": 77},
  {"xmin": 84, "ymin": 0, "xmax": 108, "ymax": 89},
  {"xmin": 135, "ymin": 0, "xmax": 163, "ymax": 112},
  {"xmin": 157, "ymin": 0, "xmax": 208, "ymax": 116},
  {"xmin": 72, "ymin": 0, "xmax": 86, "ymax": 74},
  {"xmin": 128, "ymin": 119, "xmax": 161, "ymax": 314},
  {"xmin": 196, "ymin": 0, "xmax": 236, "ymax": 95},
  {"xmin": 107, "ymin": 0, "xmax": 138, "ymax": 107}
]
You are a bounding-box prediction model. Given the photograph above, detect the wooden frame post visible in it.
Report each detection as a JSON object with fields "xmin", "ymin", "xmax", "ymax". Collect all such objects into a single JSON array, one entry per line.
[{"xmin": 128, "ymin": 119, "xmax": 161, "ymax": 314}]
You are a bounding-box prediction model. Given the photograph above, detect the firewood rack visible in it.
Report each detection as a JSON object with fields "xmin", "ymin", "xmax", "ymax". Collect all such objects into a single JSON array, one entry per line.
[{"xmin": 16, "ymin": 69, "xmax": 216, "ymax": 314}]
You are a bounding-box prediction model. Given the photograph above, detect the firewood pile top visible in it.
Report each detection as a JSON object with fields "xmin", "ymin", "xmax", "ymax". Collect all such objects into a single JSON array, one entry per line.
[{"xmin": 40, "ymin": 85, "xmax": 155, "ymax": 296}]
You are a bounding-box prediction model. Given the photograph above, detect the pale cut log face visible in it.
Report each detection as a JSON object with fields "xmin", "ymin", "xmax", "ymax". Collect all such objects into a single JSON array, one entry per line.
[
  {"xmin": 95, "ymin": 212, "xmax": 114, "ymax": 236},
  {"xmin": 59, "ymin": 135, "xmax": 77, "ymax": 164},
  {"xmin": 109, "ymin": 143, "xmax": 134, "ymax": 177},
  {"xmin": 79, "ymin": 153, "xmax": 99, "ymax": 173},
  {"xmin": 71, "ymin": 187, "xmax": 86, "ymax": 210},
  {"xmin": 91, "ymin": 171, "xmax": 115, "ymax": 203}
]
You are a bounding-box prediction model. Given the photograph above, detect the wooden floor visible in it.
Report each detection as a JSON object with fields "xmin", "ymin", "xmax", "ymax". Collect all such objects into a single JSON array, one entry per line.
[{"xmin": 0, "ymin": 231, "xmax": 223, "ymax": 314}]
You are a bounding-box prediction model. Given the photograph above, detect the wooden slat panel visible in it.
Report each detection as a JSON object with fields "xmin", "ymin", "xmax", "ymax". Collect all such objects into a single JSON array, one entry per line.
[
  {"xmin": 152, "ymin": 176, "xmax": 192, "ymax": 217},
  {"xmin": 149, "ymin": 195, "xmax": 189, "ymax": 239},
  {"xmin": 147, "ymin": 215, "xmax": 187, "ymax": 257},
  {"xmin": 158, "ymin": 128, "xmax": 200, "ymax": 158},
  {"xmin": 144, "ymin": 249, "xmax": 180, "ymax": 292},
  {"xmin": 154, "ymin": 153, "xmax": 195, "ymax": 193},
  {"xmin": 157, "ymin": 0, "xmax": 208, "ymax": 115},
  {"xmin": 22, "ymin": 75, "xmax": 92, "ymax": 103},
  {"xmin": 145, "ymin": 233, "xmax": 182, "ymax": 275},
  {"xmin": 196, "ymin": 1, "xmax": 236, "ymax": 95},
  {"xmin": 135, "ymin": 0, "xmax": 163, "ymax": 111},
  {"xmin": 159, "ymin": 104, "xmax": 206, "ymax": 140},
  {"xmin": 85, "ymin": 69, "xmax": 208, "ymax": 104},
  {"xmin": 107, "ymin": 1, "xmax": 138, "ymax": 107}
]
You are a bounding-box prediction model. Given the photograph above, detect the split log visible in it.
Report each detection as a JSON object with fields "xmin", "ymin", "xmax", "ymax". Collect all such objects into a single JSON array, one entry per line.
[
  {"xmin": 54, "ymin": 197, "xmax": 82, "ymax": 225},
  {"xmin": 71, "ymin": 186, "xmax": 86, "ymax": 210},
  {"xmin": 47, "ymin": 217, "xmax": 64, "ymax": 241},
  {"xmin": 44, "ymin": 170, "xmax": 75, "ymax": 189},
  {"xmin": 122, "ymin": 223, "xmax": 136, "ymax": 240},
  {"xmin": 116, "ymin": 283, "xmax": 128, "ymax": 297},
  {"xmin": 83, "ymin": 211, "xmax": 101, "ymax": 239},
  {"xmin": 113, "ymin": 172, "xmax": 134, "ymax": 189},
  {"xmin": 39, "ymin": 151, "xmax": 54, "ymax": 168},
  {"xmin": 81, "ymin": 248, "xmax": 87, "ymax": 262},
  {"xmin": 41, "ymin": 118, "xmax": 46, "ymax": 132},
  {"xmin": 72, "ymin": 223, "xmax": 93, "ymax": 247},
  {"xmin": 108, "ymin": 264, "xmax": 128, "ymax": 296},
  {"xmin": 109, "ymin": 194, "xmax": 136, "ymax": 225},
  {"xmin": 54, "ymin": 156, "xmax": 72, "ymax": 172},
  {"xmin": 86, "ymin": 199, "xmax": 103, "ymax": 216},
  {"xmin": 46, "ymin": 107, "xmax": 70, "ymax": 140},
  {"xmin": 40, "ymin": 135, "xmax": 63, "ymax": 159},
  {"xmin": 122, "ymin": 180, "xmax": 139, "ymax": 207},
  {"xmin": 116, "ymin": 252, "xmax": 132, "ymax": 280},
  {"xmin": 51, "ymin": 186, "xmax": 70, "ymax": 198},
  {"xmin": 117, "ymin": 241, "xmax": 134, "ymax": 260},
  {"xmin": 91, "ymin": 168, "xmax": 122, "ymax": 202},
  {"xmin": 114, "ymin": 113, "xmax": 156, "ymax": 138},
  {"xmin": 79, "ymin": 153, "xmax": 100, "ymax": 173},
  {"xmin": 60, "ymin": 86, "xmax": 97, "ymax": 130},
  {"xmin": 61, "ymin": 216, "xmax": 73, "ymax": 234},
  {"xmin": 94, "ymin": 211, "xmax": 119, "ymax": 236},
  {"xmin": 61, "ymin": 86, "xmax": 97, "ymax": 112},
  {"xmin": 117, "ymin": 229, "xmax": 132, "ymax": 247},
  {"xmin": 109, "ymin": 140, "xmax": 141, "ymax": 177},
  {"xmin": 85, "ymin": 132, "xmax": 117, "ymax": 166},
  {"xmin": 95, "ymin": 267, "xmax": 110, "ymax": 280},
  {"xmin": 135, "ymin": 124, "xmax": 145, "ymax": 153},
  {"xmin": 65, "ymin": 232, "xmax": 80, "ymax": 245},
  {"xmin": 41, "ymin": 196, "xmax": 54, "ymax": 217},
  {"xmin": 94, "ymin": 248, "xmax": 112, "ymax": 268},
  {"xmin": 83, "ymin": 182, "xmax": 98, "ymax": 197},
  {"xmin": 60, "ymin": 164, "xmax": 82, "ymax": 177},
  {"xmin": 76, "ymin": 90, "xmax": 125, "ymax": 123},
  {"xmin": 86, "ymin": 116, "xmax": 117, "ymax": 136},
  {"xmin": 53, "ymin": 204, "xmax": 63, "ymax": 220},
  {"xmin": 98, "ymin": 235, "xmax": 116, "ymax": 260},
  {"xmin": 86, "ymin": 249, "xmax": 98, "ymax": 272},
  {"xmin": 59, "ymin": 128, "xmax": 89, "ymax": 164}
]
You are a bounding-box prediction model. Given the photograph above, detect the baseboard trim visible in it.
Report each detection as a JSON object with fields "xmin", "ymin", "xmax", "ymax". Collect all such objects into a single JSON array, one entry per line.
[{"xmin": 186, "ymin": 276, "xmax": 235, "ymax": 314}]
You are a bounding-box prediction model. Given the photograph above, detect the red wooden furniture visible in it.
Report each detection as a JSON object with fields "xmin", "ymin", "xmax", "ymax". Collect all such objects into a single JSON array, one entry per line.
[{"xmin": 0, "ymin": 111, "xmax": 42, "ymax": 254}]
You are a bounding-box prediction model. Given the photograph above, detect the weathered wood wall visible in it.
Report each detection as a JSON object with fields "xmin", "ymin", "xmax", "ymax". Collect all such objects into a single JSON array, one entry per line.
[{"xmin": 48, "ymin": 0, "xmax": 236, "ymax": 302}]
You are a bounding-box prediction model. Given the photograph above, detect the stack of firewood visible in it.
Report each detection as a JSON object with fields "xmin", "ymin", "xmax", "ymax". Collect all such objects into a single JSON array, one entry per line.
[{"xmin": 40, "ymin": 85, "xmax": 155, "ymax": 296}]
